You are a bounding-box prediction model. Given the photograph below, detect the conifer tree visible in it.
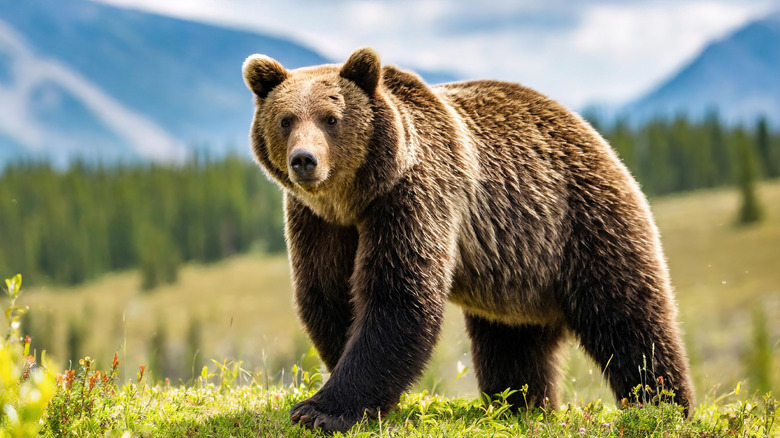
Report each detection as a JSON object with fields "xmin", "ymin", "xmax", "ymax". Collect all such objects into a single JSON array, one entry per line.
[
  {"xmin": 734, "ymin": 129, "xmax": 764, "ymax": 225},
  {"xmin": 755, "ymin": 117, "xmax": 777, "ymax": 179}
]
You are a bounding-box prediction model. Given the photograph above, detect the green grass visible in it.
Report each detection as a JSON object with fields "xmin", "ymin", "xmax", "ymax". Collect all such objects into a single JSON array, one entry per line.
[
  {"xmin": 2, "ymin": 181, "xmax": 780, "ymax": 436},
  {"xmin": 1, "ymin": 277, "xmax": 776, "ymax": 436},
  {"xmin": 34, "ymin": 358, "xmax": 780, "ymax": 437}
]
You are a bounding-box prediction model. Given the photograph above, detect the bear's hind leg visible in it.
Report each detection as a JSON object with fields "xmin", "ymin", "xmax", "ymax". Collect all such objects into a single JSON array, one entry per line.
[
  {"xmin": 559, "ymin": 275, "xmax": 694, "ymax": 414},
  {"xmin": 464, "ymin": 313, "xmax": 566, "ymax": 410}
]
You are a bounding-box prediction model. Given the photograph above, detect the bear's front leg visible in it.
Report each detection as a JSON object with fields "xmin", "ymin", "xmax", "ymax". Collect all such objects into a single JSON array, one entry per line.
[
  {"xmin": 290, "ymin": 177, "xmax": 457, "ymax": 433},
  {"xmin": 286, "ymin": 195, "xmax": 359, "ymax": 371}
]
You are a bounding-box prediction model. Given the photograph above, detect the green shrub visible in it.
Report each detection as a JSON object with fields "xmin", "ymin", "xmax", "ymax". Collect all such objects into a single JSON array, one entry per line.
[{"xmin": 0, "ymin": 274, "xmax": 57, "ymax": 437}]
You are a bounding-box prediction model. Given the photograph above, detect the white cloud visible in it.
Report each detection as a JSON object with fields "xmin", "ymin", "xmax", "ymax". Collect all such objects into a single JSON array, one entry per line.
[
  {"xmin": 571, "ymin": 1, "xmax": 765, "ymax": 101},
  {"xmin": 91, "ymin": 0, "xmax": 778, "ymax": 108}
]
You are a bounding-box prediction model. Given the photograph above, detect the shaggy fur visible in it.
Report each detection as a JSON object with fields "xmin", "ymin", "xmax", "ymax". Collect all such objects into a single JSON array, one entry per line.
[{"xmin": 242, "ymin": 48, "xmax": 694, "ymax": 433}]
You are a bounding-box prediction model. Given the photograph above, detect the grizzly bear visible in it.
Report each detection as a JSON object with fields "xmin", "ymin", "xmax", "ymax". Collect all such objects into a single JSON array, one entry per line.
[{"xmin": 242, "ymin": 48, "xmax": 693, "ymax": 433}]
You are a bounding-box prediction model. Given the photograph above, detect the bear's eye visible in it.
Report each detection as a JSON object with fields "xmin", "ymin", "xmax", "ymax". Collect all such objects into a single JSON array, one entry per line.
[
  {"xmin": 327, "ymin": 116, "xmax": 338, "ymax": 126},
  {"xmin": 280, "ymin": 118, "xmax": 291, "ymax": 129}
]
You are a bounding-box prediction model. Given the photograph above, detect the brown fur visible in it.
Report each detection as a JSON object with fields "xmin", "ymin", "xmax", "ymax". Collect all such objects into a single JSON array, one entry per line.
[{"xmin": 242, "ymin": 48, "xmax": 694, "ymax": 433}]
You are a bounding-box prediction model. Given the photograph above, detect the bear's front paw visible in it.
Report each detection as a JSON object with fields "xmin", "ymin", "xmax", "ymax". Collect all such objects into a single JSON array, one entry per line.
[{"xmin": 290, "ymin": 398, "xmax": 360, "ymax": 433}]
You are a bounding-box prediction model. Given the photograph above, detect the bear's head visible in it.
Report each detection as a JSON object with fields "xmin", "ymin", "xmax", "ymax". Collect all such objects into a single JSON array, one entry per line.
[{"xmin": 243, "ymin": 48, "xmax": 388, "ymax": 221}]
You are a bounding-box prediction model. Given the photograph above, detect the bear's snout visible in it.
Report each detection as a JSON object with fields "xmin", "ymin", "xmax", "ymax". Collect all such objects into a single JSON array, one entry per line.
[{"xmin": 289, "ymin": 150, "xmax": 320, "ymax": 183}]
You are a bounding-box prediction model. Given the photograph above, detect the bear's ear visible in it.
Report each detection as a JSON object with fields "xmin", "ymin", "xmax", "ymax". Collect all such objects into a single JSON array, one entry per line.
[
  {"xmin": 339, "ymin": 47, "xmax": 381, "ymax": 96},
  {"xmin": 242, "ymin": 54, "xmax": 289, "ymax": 98}
]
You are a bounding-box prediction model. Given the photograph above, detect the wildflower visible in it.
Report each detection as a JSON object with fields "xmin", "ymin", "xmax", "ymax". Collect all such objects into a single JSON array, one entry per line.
[
  {"xmin": 138, "ymin": 365, "xmax": 146, "ymax": 382},
  {"xmin": 20, "ymin": 354, "xmax": 36, "ymax": 380},
  {"xmin": 112, "ymin": 352, "xmax": 119, "ymax": 371},
  {"xmin": 579, "ymin": 427, "xmax": 586, "ymax": 434},
  {"xmin": 79, "ymin": 356, "xmax": 93, "ymax": 371},
  {"xmin": 64, "ymin": 369, "xmax": 76, "ymax": 390},
  {"xmin": 89, "ymin": 371, "xmax": 100, "ymax": 391}
]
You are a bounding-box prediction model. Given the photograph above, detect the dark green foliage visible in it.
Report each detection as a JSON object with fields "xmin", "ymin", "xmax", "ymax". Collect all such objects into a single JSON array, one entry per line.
[
  {"xmin": 139, "ymin": 225, "xmax": 180, "ymax": 291},
  {"xmin": 734, "ymin": 129, "xmax": 765, "ymax": 225},
  {"xmin": 589, "ymin": 113, "xmax": 780, "ymax": 197},
  {"xmin": 756, "ymin": 117, "xmax": 780, "ymax": 180},
  {"xmin": 0, "ymin": 156, "xmax": 284, "ymax": 287}
]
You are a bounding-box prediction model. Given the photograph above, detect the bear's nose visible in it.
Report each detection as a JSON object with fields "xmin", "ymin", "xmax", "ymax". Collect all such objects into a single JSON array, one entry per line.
[{"xmin": 289, "ymin": 150, "xmax": 318, "ymax": 178}]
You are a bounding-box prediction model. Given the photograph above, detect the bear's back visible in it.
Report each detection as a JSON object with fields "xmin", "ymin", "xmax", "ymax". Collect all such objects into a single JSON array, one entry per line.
[
  {"xmin": 429, "ymin": 80, "xmax": 648, "ymax": 326},
  {"xmin": 433, "ymin": 80, "xmax": 603, "ymax": 160}
]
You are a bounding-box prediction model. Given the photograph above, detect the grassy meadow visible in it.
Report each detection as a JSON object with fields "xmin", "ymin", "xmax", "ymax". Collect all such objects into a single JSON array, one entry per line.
[{"xmin": 14, "ymin": 180, "xmax": 780, "ymax": 410}]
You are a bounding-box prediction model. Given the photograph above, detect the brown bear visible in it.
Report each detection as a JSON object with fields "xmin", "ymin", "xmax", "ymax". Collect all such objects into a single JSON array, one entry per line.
[{"xmin": 242, "ymin": 48, "xmax": 694, "ymax": 433}]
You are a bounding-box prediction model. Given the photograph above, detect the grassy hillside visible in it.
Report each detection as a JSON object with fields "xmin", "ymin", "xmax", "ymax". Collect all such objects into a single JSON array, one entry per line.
[{"xmin": 15, "ymin": 180, "xmax": 780, "ymax": 405}]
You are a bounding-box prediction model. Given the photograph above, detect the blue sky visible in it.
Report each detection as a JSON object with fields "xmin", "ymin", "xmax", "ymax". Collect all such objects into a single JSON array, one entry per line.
[{"xmin": 92, "ymin": 0, "xmax": 780, "ymax": 109}]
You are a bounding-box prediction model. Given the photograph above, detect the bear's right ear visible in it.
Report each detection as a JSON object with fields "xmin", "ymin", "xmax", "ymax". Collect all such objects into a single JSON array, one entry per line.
[
  {"xmin": 242, "ymin": 54, "xmax": 289, "ymax": 98},
  {"xmin": 340, "ymin": 48, "xmax": 381, "ymax": 96}
]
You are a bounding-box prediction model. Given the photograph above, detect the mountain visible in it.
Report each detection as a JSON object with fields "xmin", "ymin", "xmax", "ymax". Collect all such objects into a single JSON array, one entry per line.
[
  {"xmin": 0, "ymin": 0, "xmax": 334, "ymax": 165},
  {"xmin": 0, "ymin": 0, "xmax": 457, "ymax": 167},
  {"xmin": 626, "ymin": 11, "xmax": 780, "ymax": 126},
  {"xmin": 0, "ymin": 19, "xmax": 184, "ymax": 165}
]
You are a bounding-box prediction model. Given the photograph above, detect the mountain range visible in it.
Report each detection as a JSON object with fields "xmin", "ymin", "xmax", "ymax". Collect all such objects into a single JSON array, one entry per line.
[
  {"xmin": 0, "ymin": 0, "xmax": 455, "ymax": 166},
  {"xmin": 625, "ymin": 10, "xmax": 780, "ymax": 127},
  {"xmin": 1, "ymin": 0, "xmax": 779, "ymax": 166},
  {"xmin": 0, "ymin": 0, "xmax": 334, "ymax": 165}
]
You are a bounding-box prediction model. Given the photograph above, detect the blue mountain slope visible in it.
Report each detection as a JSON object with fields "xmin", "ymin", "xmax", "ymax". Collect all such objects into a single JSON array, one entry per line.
[
  {"xmin": 0, "ymin": 0, "xmax": 329, "ymax": 151},
  {"xmin": 0, "ymin": 0, "xmax": 460, "ymax": 165},
  {"xmin": 627, "ymin": 11, "xmax": 780, "ymax": 126}
]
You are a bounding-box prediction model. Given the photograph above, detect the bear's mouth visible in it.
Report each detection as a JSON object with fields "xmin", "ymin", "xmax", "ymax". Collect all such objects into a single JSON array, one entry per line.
[{"xmin": 290, "ymin": 176, "xmax": 324, "ymax": 193}]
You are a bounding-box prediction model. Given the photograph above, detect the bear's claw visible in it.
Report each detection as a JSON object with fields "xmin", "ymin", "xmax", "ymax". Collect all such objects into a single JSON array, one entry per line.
[{"xmin": 290, "ymin": 398, "xmax": 356, "ymax": 433}]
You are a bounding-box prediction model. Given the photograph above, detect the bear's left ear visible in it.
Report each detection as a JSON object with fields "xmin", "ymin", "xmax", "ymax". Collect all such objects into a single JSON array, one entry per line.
[
  {"xmin": 242, "ymin": 54, "xmax": 289, "ymax": 98},
  {"xmin": 340, "ymin": 48, "xmax": 381, "ymax": 96}
]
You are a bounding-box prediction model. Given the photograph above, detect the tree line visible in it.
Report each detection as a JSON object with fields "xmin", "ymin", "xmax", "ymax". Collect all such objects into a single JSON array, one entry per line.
[
  {"xmin": 1, "ymin": 114, "xmax": 778, "ymax": 288},
  {"xmin": 588, "ymin": 114, "xmax": 780, "ymax": 196},
  {"xmin": 0, "ymin": 156, "xmax": 284, "ymax": 288}
]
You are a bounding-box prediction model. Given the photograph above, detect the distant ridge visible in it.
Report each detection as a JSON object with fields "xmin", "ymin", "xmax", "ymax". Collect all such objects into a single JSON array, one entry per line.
[
  {"xmin": 0, "ymin": 0, "xmax": 461, "ymax": 166},
  {"xmin": 0, "ymin": 0, "xmax": 334, "ymax": 165},
  {"xmin": 625, "ymin": 10, "xmax": 780, "ymax": 127}
]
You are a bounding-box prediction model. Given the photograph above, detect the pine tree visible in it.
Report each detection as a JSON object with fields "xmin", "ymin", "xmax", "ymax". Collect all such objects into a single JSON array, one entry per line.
[
  {"xmin": 705, "ymin": 111, "xmax": 732, "ymax": 186},
  {"xmin": 755, "ymin": 117, "xmax": 777, "ymax": 179},
  {"xmin": 734, "ymin": 129, "xmax": 764, "ymax": 225}
]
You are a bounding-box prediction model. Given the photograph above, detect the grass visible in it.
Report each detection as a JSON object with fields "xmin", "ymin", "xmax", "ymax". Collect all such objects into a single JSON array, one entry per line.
[
  {"xmin": 1, "ymin": 181, "xmax": 779, "ymax": 436},
  {"xmin": 31, "ymin": 357, "xmax": 780, "ymax": 437},
  {"xmin": 17, "ymin": 339, "xmax": 777, "ymax": 437},
  {"xmin": 17, "ymin": 180, "xmax": 780, "ymax": 400}
]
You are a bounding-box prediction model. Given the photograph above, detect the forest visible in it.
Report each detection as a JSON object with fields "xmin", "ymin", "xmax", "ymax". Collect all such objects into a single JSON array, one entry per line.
[
  {"xmin": 1, "ymin": 114, "xmax": 778, "ymax": 289},
  {"xmin": 0, "ymin": 156, "xmax": 285, "ymax": 289}
]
